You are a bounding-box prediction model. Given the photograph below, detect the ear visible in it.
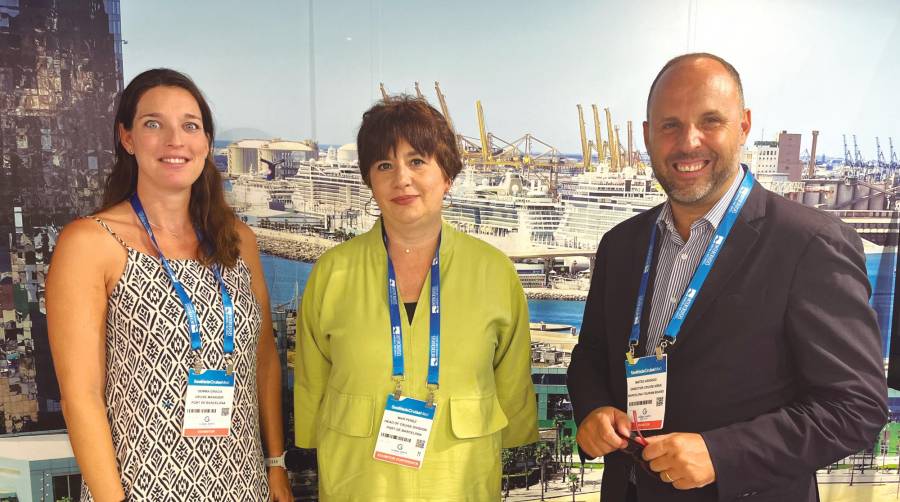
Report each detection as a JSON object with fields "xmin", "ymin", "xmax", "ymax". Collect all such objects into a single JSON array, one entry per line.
[
  {"xmin": 118, "ymin": 123, "xmax": 134, "ymax": 155},
  {"xmin": 739, "ymin": 108, "xmax": 752, "ymax": 146},
  {"xmin": 642, "ymin": 120, "xmax": 651, "ymax": 152}
]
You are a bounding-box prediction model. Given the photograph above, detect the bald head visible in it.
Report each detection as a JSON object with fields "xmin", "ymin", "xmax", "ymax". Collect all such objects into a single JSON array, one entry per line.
[{"xmin": 646, "ymin": 53, "xmax": 744, "ymax": 120}]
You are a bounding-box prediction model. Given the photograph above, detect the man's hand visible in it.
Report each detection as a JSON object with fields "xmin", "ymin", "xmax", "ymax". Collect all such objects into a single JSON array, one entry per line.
[
  {"xmin": 575, "ymin": 406, "xmax": 631, "ymax": 458},
  {"xmin": 643, "ymin": 432, "xmax": 715, "ymax": 490}
]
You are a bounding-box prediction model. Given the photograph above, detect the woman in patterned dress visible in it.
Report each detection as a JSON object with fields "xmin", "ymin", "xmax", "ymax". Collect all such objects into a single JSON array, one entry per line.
[{"xmin": 46, "ymin": 69, "xmax": 292, "ymax": 501}]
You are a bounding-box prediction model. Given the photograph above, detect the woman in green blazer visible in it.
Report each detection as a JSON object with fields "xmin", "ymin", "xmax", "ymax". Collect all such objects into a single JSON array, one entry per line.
[{"xmin": 295, "ymin": 96, "xmax": 538, "ymax": 500}]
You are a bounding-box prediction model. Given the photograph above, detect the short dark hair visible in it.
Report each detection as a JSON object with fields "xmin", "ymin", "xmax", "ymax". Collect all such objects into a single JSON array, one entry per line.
[
  {"xmin": 646, "ymin": 52, "xmax": 745, "ymax": 119},
  {"xmin": 356, "ymin": 96, "xmax": 463, "ymax": 186}
]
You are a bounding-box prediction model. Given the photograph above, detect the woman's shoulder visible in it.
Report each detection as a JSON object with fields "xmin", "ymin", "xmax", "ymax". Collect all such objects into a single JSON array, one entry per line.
[{"xmin": 52, "ymin": 209, "xmax": 131, "ymax": 277}]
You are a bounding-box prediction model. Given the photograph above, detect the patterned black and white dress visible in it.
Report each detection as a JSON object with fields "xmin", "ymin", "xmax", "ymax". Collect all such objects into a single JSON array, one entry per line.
[{"xmin": 82, "ymin": 218, "xmax": 269, "ymax": 501}]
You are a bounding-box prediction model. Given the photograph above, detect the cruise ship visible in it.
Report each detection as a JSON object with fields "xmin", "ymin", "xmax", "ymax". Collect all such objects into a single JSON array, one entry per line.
[
  {"xmin": 443, "ymin": 170, "xmax": 565, "ymax": 251},
  {"xmin": 289, "ymin": 160, "xmax": 377, "ymax": 233},
  {"xmin": 228, "ymin": 159, "xmax": 568, "ymax": 249},
  {"xmin": 554, "ymin": 167, "xmax": 666, "ymax": 251}
]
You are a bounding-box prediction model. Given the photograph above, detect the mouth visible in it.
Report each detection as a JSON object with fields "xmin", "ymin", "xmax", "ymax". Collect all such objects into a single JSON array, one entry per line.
[
  {"xmin": 672, "ymin": 159, "xmax": 709, "ymax": 173},
  {"xmin": 159, "ymin": 156, "xmax": 190, "ymax": 165},
  {"xmin": 391, "ymin": 195, "xmax": 419, "ymax": 205}
]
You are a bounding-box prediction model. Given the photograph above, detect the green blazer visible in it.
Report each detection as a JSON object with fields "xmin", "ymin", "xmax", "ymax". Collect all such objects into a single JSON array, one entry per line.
[{"xmin": 295, "ymin": 219, "xmax": 538, "ymax": 501}]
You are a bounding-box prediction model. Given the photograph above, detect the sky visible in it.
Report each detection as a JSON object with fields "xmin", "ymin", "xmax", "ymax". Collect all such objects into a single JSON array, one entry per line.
[{"xmin": 121, "ymin": 0, "xmax": 900, "ymax": 158}]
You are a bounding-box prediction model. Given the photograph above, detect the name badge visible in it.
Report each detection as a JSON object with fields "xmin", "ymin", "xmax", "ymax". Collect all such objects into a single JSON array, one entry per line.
[
  {"xmin": 182, "ymin": 369, "xmax": 235, "ymax": 437},
  {"xmin": 625, "ymin": 355, "xmax": 667, "ymax": 431},
  {"xmin": 373, "ymin": 395, "xmax": 435, "ymax": 469}
]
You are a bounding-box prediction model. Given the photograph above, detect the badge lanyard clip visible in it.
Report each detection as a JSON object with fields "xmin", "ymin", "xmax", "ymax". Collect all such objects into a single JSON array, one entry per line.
[
  {"xmin": 392, "ymin": 377, "xmax": 403, "ymax": 400},
  {"xmin": 626, "ymin": 342, "xmax": 637, "ymax": 365},
  {"xmin": 426, "ymin": 384, "xmax": 438, "ymax": 408}
]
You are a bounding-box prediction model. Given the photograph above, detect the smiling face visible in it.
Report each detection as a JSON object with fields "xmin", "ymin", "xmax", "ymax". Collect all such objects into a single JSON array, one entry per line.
[
  {"xmin": 643, "ymin": 57, "xmax": 751, "ymax": 209},
  {"xmin": 119, "ymin": 85, "xmax": 210, "ymax": 194},
  {"xmin": 369, "ymin": 138, "xmax": 451, "ymax": 230}
]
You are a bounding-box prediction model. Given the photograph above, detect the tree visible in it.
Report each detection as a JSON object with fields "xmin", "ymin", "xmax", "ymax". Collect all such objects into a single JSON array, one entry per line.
[
  {"xmin": 502, "ymin": 448, "xmax": 515, "ymax": 500},
  {"xmin": 568, "ymin": 472, "xmax": 580, "ymax": 502},
  {"xmin": 535, "ymin": 441, "xmax": 552, "ymax": 500},
  {"xmin": 560, "ymin": 436, "xmax": 576, "ymax": 476},
  {"xmin": 518, "ymin": 444, "xmax": 534, "ymax": 490}
]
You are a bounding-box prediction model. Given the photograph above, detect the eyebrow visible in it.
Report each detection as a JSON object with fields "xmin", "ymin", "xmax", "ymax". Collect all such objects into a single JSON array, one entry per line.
[
  {"xmin": 403, "ymin": 149, "xmax": 425, "ymax": 158},
  {"xmin": 137, "ymin": 112, "xmax": 202, "ymax": 121}
]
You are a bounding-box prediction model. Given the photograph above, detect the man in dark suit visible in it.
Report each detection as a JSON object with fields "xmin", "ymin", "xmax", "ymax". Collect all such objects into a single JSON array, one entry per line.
[{"xmin": 567, "ymin": 52, "xmax": 887, "ymax": 501}]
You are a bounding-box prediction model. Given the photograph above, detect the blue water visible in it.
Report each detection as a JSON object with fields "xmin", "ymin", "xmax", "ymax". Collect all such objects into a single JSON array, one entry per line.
[
  {"xmin": 261, "ymin": 251, "xmax": 896, "ymax": 355},
  {"xmin": 260, "ymin": 255, "xmax": 587, "ymax": 331}
]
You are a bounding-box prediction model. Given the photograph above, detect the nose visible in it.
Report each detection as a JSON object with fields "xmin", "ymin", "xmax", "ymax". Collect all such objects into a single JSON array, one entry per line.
[
  {"xmin": 677, "ymin": 123, "xmax": 703, "ymax": 151},
  {"xmin": 164, "ymin": 125, "xmax": 185, "ymax": 147},
  {"xmin": 392, "ymin": 161, "xmax": 413, "ymax": 187}
]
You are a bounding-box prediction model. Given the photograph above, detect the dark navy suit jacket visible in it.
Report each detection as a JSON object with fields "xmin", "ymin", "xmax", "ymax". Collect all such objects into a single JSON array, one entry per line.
[{"xmin": 567, "ymin": 182, "xmax": 888, "ymax": 501}]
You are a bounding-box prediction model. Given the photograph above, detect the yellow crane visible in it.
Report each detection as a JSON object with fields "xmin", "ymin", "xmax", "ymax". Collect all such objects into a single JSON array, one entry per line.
[
  {"xmin": 605, "ymin": 108, "xmax": 618, "ymax": 171},
  {"xmin": 434, "ymin": 82, "xmax": 455, "ymax": 133},
  {"xmin": 476, "ymin": 100, "xmax": 492, "ymax": 163},
  {"xmin": 414, "ymin": 81, "xmax": 424, "ymax": 99},
  {"xmin": 615, "ymin": 125, "xmax": 624, "ymax": 168},
  {"xmin": 627, "ymin": 120, "xmax": 634, "ymax": 168},
  {"xmin": 592, "ymin": 105, "xmax": 605, "ymax": 169},
  {"xmin": 576, "ymin": 105, "xmax": 591, "ymax": 170}
]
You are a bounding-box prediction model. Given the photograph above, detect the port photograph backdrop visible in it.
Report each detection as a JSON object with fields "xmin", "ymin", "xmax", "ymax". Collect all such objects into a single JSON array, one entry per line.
[{"xmin": 2, "ymin": 0, "xmax": 899, "ymax": 500}]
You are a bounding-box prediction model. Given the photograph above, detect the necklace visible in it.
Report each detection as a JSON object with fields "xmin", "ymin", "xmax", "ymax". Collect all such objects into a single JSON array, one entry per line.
[{"xmin": 149, "ymin": 220, "xmax": 185, "ymax": 239}]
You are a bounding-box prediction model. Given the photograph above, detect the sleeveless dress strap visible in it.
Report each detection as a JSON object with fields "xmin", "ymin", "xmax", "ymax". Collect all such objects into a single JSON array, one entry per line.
[{"xmin": 86, "ymin": 216, "xmax": 130, "ymax": 250}]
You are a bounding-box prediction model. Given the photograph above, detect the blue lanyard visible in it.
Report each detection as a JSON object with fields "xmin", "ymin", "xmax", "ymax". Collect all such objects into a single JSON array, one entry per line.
[
  {"xmin": 628, "ymin": 170, "xmax": 755, "ymax": 357},
  {"xmin": 129, "ymin": 194, "xmax": 235, "ymax": 360},
  {"xmin": 382, "ymin": 226, "xmax": 441, "ymax": 403}
]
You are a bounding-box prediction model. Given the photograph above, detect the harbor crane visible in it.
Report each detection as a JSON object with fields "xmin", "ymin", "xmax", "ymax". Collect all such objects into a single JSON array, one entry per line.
[
  {"xmin": 843, "ymin": 134, "xmax": 853, "ymax": 167},
  {"xmin": 414, "ymin": 81, "xmax": 424, "ymax": 99},
  {"xmin": 876, "ymin": 137, "xmax": 886, "ymax": 169},
  {"xmin": 591, "ymin": 105, "xmax": 606, "ymax": 167},
  {"xmin": 605, "ymin": 108, "xmax": 619, "ymax": 171},
  {"xmin": 576, "ymin": 105, "xmax": 591, "ymax": 170},
  {"xmin": 379, "ymin": 82, "xmax": 388, "ymax": 100},
  {"xmin": 853, "ymin": 135, "xmax": 864, "ymax": 167},
  {"xmin": 890, "ymin": 138, "xmax": 899, "ymax": 171}
]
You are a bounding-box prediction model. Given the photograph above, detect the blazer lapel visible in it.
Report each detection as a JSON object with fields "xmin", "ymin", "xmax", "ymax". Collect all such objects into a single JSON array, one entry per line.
[{"xmin": 673, "ymin": 183, "xmax": 767, "ymax": 341}]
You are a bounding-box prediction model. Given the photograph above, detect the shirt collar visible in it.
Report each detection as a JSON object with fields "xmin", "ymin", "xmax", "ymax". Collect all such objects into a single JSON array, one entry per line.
[{"xmin": 656, "ymin": 165, "xmax": 745, "ymax": 233}]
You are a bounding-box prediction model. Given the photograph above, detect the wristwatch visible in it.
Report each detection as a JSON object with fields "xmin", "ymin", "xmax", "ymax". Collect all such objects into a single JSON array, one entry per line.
[{"xmin": 265, "ymin": 451, "xmax": 286, "ymax": 468}]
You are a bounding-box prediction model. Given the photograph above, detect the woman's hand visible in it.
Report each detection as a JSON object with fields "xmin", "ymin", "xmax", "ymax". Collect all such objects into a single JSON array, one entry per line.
[{"xmin": 268, "ymin": 467, "xmax": 292, "ymax": 501}]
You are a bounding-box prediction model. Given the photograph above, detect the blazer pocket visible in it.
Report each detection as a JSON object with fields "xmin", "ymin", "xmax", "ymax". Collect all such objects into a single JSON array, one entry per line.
[
  {"xmin": 326, "ymin": 391, "xmax": 375, "ymax": 437},
  {"xmin": 449, "ymin": 394, "xmax": 509, "ymax": 439}
]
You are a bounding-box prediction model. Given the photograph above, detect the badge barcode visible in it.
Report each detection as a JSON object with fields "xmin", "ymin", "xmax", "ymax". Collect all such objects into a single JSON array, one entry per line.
[
  {"xmin": 629, "ymin": 400, "xmax": 652, "ymax": 406},
  {"xmin": 221, "ymin": 407, "xmax": 230, "ymax": 417},
  {"xmin": 415, "ymin": 439, "xmax": 425, "ymax": 448},
  {"xmin": 187, "ymin": 408, "xmax": 216, "ymax": 413},
  {"xmin": 656, "ymin": 397, "xmax": 664, "ymax": 407},
  {"xmin": 380, "ymin": 433, "xmax": 411, "ymax": 443}
]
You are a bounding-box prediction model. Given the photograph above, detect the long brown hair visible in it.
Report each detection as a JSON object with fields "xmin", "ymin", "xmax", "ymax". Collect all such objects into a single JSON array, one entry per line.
[{"xmin": 101, "ymin": 68, "xmax": 240, "ymax": 268}]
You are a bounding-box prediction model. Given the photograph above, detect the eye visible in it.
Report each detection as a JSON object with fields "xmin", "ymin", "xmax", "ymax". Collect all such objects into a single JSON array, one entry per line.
[
  {"xmin": 660, "ymin": 122, "xmax": 678, "ymax": 131},
  {"xmin": 410, "ymin": 158, "xmax": 426, "ymax": 167},
  {"xmin": 184, "ymin": 122, "xmax": 201, "ymax": 132},
  {"xmin": 375, "ymin": 161, "xmax": 392, "ymax": 171},
  {"xmin": 703, "ymin": 116, "xmax": 723, "ymax": 127},
  {"xmin": 144, "ymin": 120, "xmax": 160, "ymax": 129}
]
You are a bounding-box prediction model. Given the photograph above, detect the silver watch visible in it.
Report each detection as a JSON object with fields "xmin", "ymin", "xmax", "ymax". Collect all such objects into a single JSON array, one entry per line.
[{"xmin": 265, "ymin": 451, "xmax": 286, "ymax": 468}]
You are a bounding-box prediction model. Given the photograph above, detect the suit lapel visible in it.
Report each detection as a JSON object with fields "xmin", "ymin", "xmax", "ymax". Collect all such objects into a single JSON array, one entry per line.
[{"xmin": 673, "ymin": 183, "xmax": 766, "ymax": 342}]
